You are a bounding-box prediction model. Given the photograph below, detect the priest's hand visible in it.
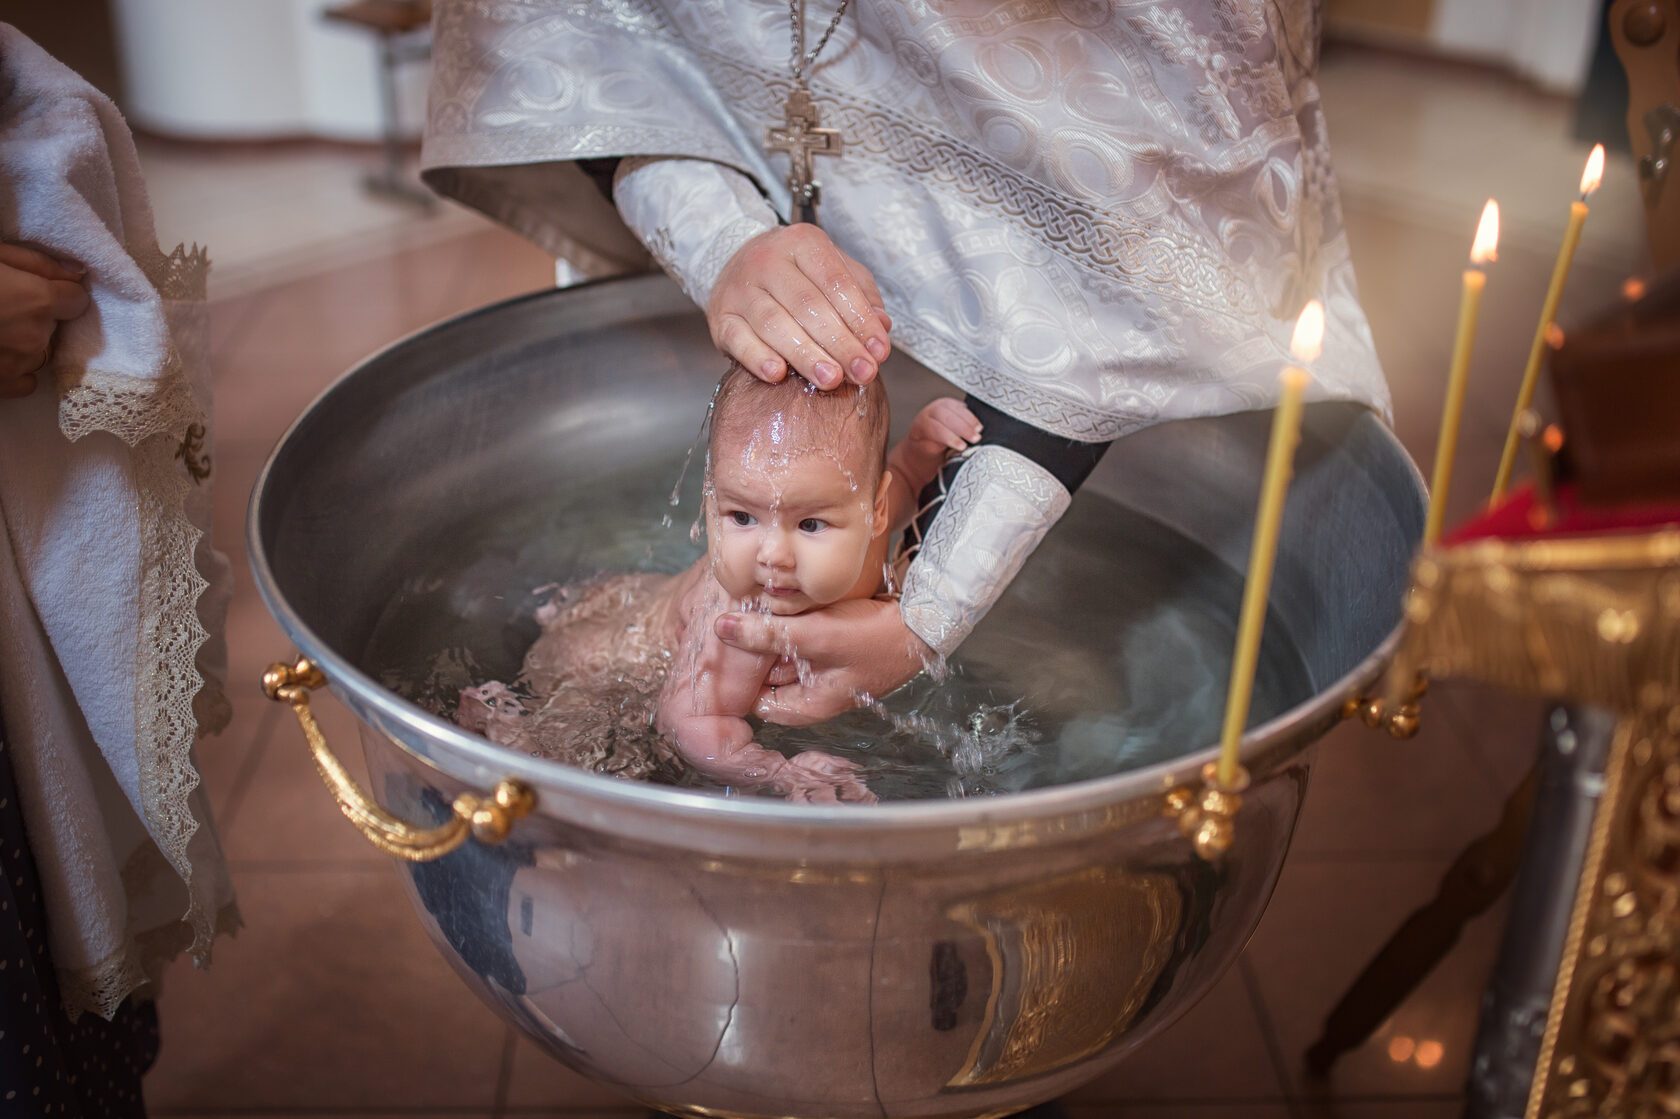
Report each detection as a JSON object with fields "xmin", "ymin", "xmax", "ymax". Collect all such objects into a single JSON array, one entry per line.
[
  {"xmin": 707, "ymin": 224, "xmax": 892, "ymax": 389},
  {"xmin": 713, "ymin": 596, "xmax": 934, "ymax": 725},
  {"xmin": 0, "ymin": 244, "xmax": 88, "ymax": 399}
]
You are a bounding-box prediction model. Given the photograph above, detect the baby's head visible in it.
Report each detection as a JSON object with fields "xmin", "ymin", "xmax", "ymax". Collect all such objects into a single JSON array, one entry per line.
[{"xmin": 705, "ymin": 363, "xmax": 892, "ymax": 615}]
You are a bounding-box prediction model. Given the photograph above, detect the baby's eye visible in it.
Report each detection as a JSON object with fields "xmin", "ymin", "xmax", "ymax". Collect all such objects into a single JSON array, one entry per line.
[
  {"xmin": 729, "ymin": 510, "xmax": 755, "ymax": 527},
  {"xmin": 798, "ymin": 518, "xmax": 827, "ymax": 533}
]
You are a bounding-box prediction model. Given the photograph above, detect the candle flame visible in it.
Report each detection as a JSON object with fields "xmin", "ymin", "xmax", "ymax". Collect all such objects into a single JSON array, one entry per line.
[
  {"xmin": 1623, "ymin": 277, "xmax": 1647, "ymax": 301},
  {"xmin": 1471, "ymin": 199, "xmax": 1499, "ymax": 265},
  {"xmin": 1290, "ymin": 299, "xmax": 1325, "ymax": 363},
  {"xmin": 1580, "ymin": 144, "xmax": 1605, "ymax": 197}
]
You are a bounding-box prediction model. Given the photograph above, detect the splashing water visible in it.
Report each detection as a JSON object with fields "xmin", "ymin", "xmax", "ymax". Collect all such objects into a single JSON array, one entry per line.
[
  {"xmin": 668, "ymin": 375, "xmax": 722, "ymax": 509},
  {"xmin": 360, "ymin": 450, "xmax": 1314, "ymax": 801}
]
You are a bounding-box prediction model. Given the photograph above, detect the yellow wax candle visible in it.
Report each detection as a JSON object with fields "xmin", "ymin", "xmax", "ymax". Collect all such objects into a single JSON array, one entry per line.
[
  {"xmin": 1424, "ymin": 199, "xmax": 1500, "ymax": 546},
  {"xmin": 1491, "ymin": 145, "xmax": 1604, "ymax": 503},
  {"xmin": 1216, "ymin": 301, "xmax": 1322, "ymax": 789}
]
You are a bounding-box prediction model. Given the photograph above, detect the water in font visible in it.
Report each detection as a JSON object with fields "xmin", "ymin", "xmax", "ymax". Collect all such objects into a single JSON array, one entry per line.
[{"xmin": 361, "ymin": 452, "xmax": 1312, "ymax": 801}]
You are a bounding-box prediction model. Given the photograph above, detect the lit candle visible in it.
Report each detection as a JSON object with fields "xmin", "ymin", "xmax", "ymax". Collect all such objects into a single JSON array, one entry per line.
[
  {"xmin": 1490, "ymin": 146, "xmax": 1604, "ymax": 502},
  {"xmin": 1216, "ymin": 301, "xmax": 1323, "ymax": 788},
  {"xmin": 1424, "ymin": 199, "xmax": 1500, "ymax": 546}
]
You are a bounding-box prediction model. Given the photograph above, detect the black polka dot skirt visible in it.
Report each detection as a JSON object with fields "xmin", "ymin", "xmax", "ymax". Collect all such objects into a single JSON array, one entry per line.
[{"xmin": 0, "ymin": 729, "xmax": 158, "ymax": 1117}]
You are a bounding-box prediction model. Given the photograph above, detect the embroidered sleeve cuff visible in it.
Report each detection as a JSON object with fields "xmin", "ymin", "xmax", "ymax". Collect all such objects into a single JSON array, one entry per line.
[
  {"xmin": 613, "ymin": 157, "xmax": 780, "ymax": 309},
  {"xmin": 898, "ymin": 444, "xmax": 1072, "ymax": 657}
]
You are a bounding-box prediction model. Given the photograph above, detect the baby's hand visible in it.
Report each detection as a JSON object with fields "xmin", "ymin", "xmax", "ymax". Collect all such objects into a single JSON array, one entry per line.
[
  {"xmin": 907, "ymin": 398, "xmax": 982, "ymax": 458},
  {"xmin": 884, "ymin": 398, "xmax": 986, "ymax": 530},
  {"xmin": 773, "ymin": 750, "xmax": 878, "ymax": 804}
]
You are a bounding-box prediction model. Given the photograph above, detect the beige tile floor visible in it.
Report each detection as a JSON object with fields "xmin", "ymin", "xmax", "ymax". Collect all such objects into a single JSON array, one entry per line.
[{"xmin": 133, "ymin": 42, "xmax": 1648, "ymax": 1119}]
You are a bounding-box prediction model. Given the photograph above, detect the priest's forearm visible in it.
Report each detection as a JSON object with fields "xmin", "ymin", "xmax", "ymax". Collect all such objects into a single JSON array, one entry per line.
[
  {"xmin": 899, "ymin": 400, "xmax": 1113, "ymax": 656},
  {"xmin": 612, "ymin": 157, "xmax": 779, "ymax": 310}
]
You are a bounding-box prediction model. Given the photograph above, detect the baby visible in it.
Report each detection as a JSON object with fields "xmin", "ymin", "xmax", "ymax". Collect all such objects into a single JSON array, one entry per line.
[{"xmin": 458, "ymin": 363, "xmax": 980, "ymax": 802}]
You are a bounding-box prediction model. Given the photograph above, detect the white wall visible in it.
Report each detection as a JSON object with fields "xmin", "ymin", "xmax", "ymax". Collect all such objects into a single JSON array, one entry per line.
[
  {"xmin": 1430, "ymin": 0, "xmax": 1598, "ymax": 92},
  {"xmin": 112, "ymin": 0, "xmax": 430, "ymax": 140}
]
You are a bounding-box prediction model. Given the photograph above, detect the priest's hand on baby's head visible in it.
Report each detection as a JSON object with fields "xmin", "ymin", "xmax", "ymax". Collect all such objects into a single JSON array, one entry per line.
[
  {"xmin": 0, "ymin": 243, "xmax": 89, "ymax": 399},
  {"xmin": 707, "ymin": 224, "xmax": 892, "ymax": 390}
]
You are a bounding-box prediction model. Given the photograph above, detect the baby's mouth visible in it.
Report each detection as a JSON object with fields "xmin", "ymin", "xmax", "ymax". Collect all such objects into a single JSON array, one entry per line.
[{"xmin": 761, "ymin": 584, "xmax": 801, "ymax": 598}]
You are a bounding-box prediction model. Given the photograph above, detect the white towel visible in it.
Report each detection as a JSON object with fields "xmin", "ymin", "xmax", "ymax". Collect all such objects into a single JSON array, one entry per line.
[{"xmin": 0, "ymin": 23, "xmax": 236, "ymax": 1020}]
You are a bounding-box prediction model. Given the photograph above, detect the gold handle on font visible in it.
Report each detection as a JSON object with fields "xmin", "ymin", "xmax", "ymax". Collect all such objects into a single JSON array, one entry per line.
[
  {"xmin": 261, "ymin": 657, "xmax": 535, "ymax": 862},
  {"xmin": 1163, "ymin": 761, "xmax": 1250, "ymax": 862},
  {"xmin": 1339, "ymin": 674, "xmax": 1427, "ymax": 740}
]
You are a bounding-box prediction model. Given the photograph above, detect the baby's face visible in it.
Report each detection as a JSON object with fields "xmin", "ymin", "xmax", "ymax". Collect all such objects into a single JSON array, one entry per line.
[{"xmin": 706, "ymin": 444, "xmax": 885, "ymax": 616}]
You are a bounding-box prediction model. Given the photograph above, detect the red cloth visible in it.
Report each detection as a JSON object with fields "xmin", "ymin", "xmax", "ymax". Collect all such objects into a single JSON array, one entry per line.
[{"xmin": 1444, "ymin": 482, "xmax": 1680, "ymax": 545}]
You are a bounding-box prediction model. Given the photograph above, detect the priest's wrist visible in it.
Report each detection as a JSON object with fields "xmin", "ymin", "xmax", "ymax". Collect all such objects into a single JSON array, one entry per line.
[
  {"xmin": 899, "ymin": 398, "xmax": 1112, "ymax": 655},
  {"xmin": 612, "ymin": 155, "xmax": 780, "ymax": 319}
]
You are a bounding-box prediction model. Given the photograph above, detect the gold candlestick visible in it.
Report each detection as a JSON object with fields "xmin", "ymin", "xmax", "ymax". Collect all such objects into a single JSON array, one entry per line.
[
  {"xmin": 1424, "ymin": 199, "xmax": 1500, "ymax": 546},
  {"xmin": 1490, "ymin": 146, "xmax": 1604, "ymax": 503},
  {"xmin": 1215, "ymin": 301, "xmax": 1323, "ymax": 790}
]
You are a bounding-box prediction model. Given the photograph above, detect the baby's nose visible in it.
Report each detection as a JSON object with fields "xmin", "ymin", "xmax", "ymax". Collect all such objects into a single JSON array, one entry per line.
[{"xmin": 757, "ymin": 526, "xmax": 794, "ymax": 566}]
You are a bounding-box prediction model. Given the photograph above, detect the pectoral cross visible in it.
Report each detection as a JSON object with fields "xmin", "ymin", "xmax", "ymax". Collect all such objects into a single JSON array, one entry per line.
[{"xmin": 766, "ymin": 83, "xmax": 843, "ymax": 226}]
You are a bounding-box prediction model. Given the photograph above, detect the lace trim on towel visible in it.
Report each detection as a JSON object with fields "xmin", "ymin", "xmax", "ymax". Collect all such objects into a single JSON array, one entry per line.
[
  {"xmin": 144, "ymin": 242, "xmax": 209, "ymax": 302},
  {"xmin": 135, "ymin": 430, "xmax": 220, "ymax": 962},
  {"xmin": 58, "ymin": 942, "xmax": 150, "ymax": 1024},
  {"xmin": 58, "ymin": 360, "xmax": 200, "ymax": 446},
  {"xmin": 58, "ymin": 900, "xmax": 243, "ymax": 1022},
  {"xmin": 58, "ymin": 244, "xmax": 208, "ymax": 446},
  {"xmin": 55, "ymin": 240, "xmax": 226, "ymax": 1012}
]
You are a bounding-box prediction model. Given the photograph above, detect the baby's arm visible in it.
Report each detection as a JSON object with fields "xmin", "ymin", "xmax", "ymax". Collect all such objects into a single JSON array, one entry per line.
[
  {"xmin": 657, "ymin": 617, "xmax": 875, "ymax": 803},
  {"xmin": 886, "ymin": 398, "xmax": 982, "ymax": 531},
  {"xmin": 658, "ymin": 633, "xmax": 777, "ymax": 783}
]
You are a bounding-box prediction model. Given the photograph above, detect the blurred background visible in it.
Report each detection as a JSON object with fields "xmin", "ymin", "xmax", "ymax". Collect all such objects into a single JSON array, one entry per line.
[{"xmin": 0, "ymin": 1, "xmax": 1660, "ymax": 1117}]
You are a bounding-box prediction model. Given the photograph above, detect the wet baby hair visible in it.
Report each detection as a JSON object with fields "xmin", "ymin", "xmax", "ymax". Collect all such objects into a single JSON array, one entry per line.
[{"xmin": 708, "ymin": 361, "xmax": 892, "ymax": 488}]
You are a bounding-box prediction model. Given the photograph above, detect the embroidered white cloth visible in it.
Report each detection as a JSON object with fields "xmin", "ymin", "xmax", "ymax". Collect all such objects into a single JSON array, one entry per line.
[
  {"xmin": 898, "ymin": 445, "xmax": 1072, "ymax": 656},
  {"xmin": 613, "ymin": 156, "xmax": 780, "ymax": 309},
  {"xmin": 0, "ymin": 24, "xmax": 236, "ymax": 1021},
  {"xmin": 423, "ymin": 0, "xmax": 1391, "ymax": 442}
]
